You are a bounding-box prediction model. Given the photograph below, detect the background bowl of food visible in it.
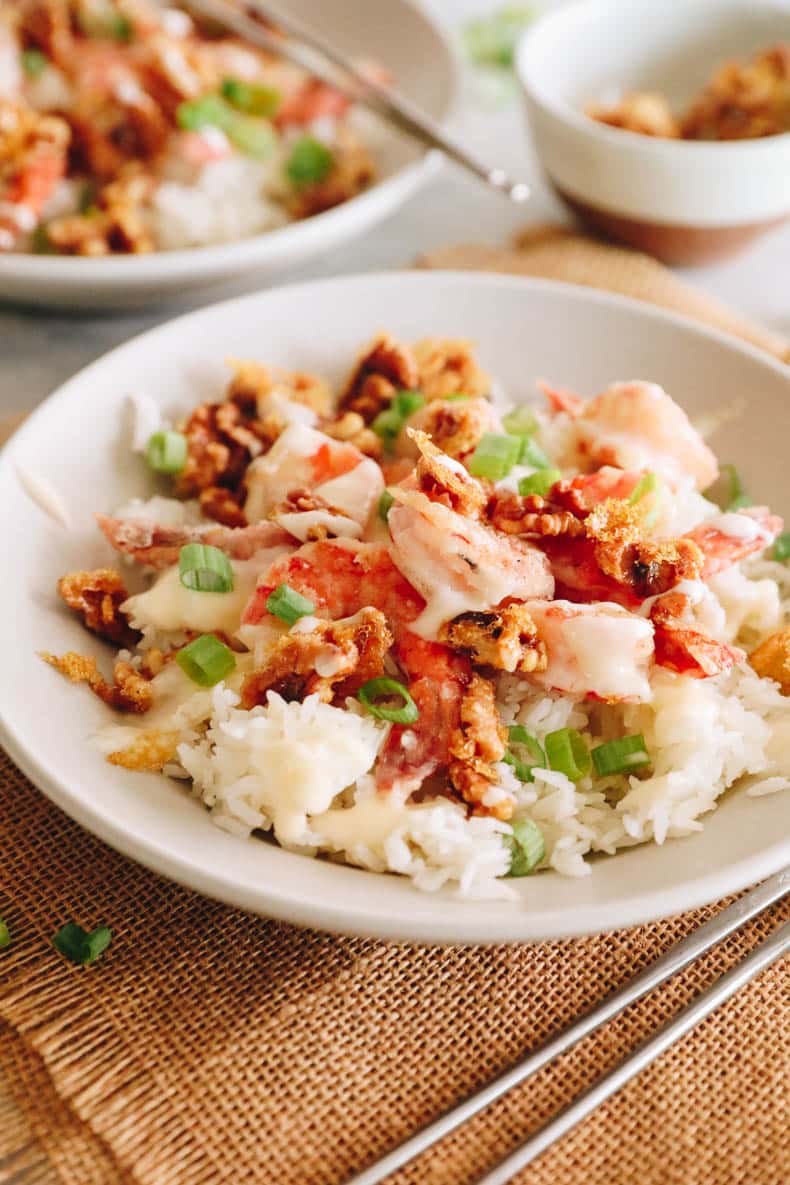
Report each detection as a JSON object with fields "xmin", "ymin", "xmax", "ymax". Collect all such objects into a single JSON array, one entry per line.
[
  {"xmin": 516, "ymin": 0, "xmax": 790, "ymax": 265},
  {"xmin": 0, "ymin": 0, "xmax": 456, "ymax": 309}
]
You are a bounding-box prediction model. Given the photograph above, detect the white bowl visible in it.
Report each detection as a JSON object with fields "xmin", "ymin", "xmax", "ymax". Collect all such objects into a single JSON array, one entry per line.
[
  {"xmin": 1, "ymin": 271, "xmax": 788, "ymax": 944},
  {"xmin": 516, "ymin": 0, "xmax": 790, "ymax": 264},
  {"xmin": 0, "ymin": 0, "xmax": 455, "ymax": 311}
]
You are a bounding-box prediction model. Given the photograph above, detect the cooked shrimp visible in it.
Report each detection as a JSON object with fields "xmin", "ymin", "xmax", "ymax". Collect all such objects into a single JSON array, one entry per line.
[
  {"xmin": 388, "ymin": 487, "xmax": 555, "ymax": 639},
  {"xmin": 243, "ymin": 422, "xmax": 383, "ymax": 540},
  {"xmin": 686, "ymin": 507, "xmax": 783, "ymax": 577},
  {"xmin": 97, "ymin": 513, "xmax": 290, "ymax": 570},
  {"xmin": 525, "ymin": 599, "xmax": 655, "ymax": 702},
  {"xmin": 0, "ymin": 100, "xmax": 69, "ymax": 250},
  {"xmin": 650, "ymin": 590, "xmax": 745, "ymax": 678},
  {"xmin": 539, "ymin": 381, "xmax": 585, "ymax": 418},
  {"xmin": 570, "ymin": 381, "xmax": 719, "ymax": 490}
]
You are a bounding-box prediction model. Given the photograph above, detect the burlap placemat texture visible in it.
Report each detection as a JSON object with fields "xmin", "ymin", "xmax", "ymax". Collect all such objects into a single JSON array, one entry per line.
[{"xmin": 0, "ymin": 226, "xmax": 788, "ymax": 1185}]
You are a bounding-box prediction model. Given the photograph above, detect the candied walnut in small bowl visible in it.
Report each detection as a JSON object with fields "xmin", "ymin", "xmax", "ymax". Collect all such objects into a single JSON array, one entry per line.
[{"xmin": 516, "ymin": 0, "xmax": 790, "ymax": 265}]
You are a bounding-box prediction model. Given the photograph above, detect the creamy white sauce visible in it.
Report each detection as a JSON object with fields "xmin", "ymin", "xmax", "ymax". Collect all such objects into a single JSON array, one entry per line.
[
  {"xmin": 127, "ymin": 391, "xmax": 164, "ymax": 452},
  {"xmin": 273, "ymin": 508, "xmax": 361, "ymax": 541},
  {"xmin": 15, "ymin": 463, "xmax": 71, "ymax": 528},
  {"xmin": 312, "ymin": 795, "xmax": 411, "ymax": 851},
  {"xmin": 707, "ymin": 512, "xmax": 768, "ymax": 543},
  {"xmin": 318, "ymin": 459, "xmax": 383, "ymax": 524},
  {"xmin": 123, "ymin": 559, "xmax": 259, "ymax": 638}
]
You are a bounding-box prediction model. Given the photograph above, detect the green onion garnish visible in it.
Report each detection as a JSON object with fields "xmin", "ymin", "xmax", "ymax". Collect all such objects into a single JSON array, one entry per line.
[
  {"xmin": 176, "ymin": 634, "xmax": 236, "ymax": 687},
  {"xmin": 371, "ymin": 407, "xmax": 405, "ymax": 445},
  {"xmin": 265, "ymin": 583, "xmax": 316, "ymax": 626},
  {"xmin": 357, "ymin": 677, "xmax": 419, "ymax": 724},
  {"xmin": 0, "ymin": 918, "xmax": 10, "ymax": 949},
  {"xmin": 221, "ymin": 77, "xmax": 281, "ymax": 117},
  {"xmin": 378, "ymin": 490, "xmax": 395, "ymax": 521},
  {"xmin": 518, "ymin": 468, "xmax": 561, "ymax": 498},
  {"xmin": 505, "ymin": 818, "xmax": 545, "ymax": 876},
  {"xmin": 76, "ymin": 8, "xmax": 132, "ymax": 41},
  {"xmin": 444, "ymin": 392, "xmax": 472, "ymax": 401},
  {"xmin": 22, "ymin": 48, "xmax": 47, "ymax": 77},
  {"xmin": 176, "ymin": 95, "xmax": 277, "ymax": 159},
  {"xmin": 225, "ymin": 115, "xmax": 277, "ymax": 160},
  {"xmin": 146, "ymin": 430, "xmax": 187, "ymax": 474},
  {"xmin": 628, "ymin": 472, "xmax": 659, "ymax": 504},
  {"xmin": 468, "ymin": 432, "xmax": 522, "ymax": 479},
  {"xmin": 772, "ymin": 531, "xmax": 790, "ymax": 562},
  {"xmin": 179, "ymin": 543, "xmax": 234, "ymax": 593},
  {"xmin": 52, "ymin": 922, "xmax": 112, "ymax": 966},
  {"xmin": 591, "ymin": 734, "xmax": 651, "ymax": 777},
  {"xmin": 286, "ymin": 135, "xmax": 334, "ymax": 186},
  {"xmin": 176, "ymin": 94, "xmax": 229, "ymax": 132},
  {"xmin": 518, "ymin": 436, "xmax": 551, "ymax": 469},
  {"xmin": 545, "ymin": 727, "xmax": 591, "ymax": 782},
  {"xmin": 503, "ymin": 724, "xmax": 545, "ymax": 782},
  {"xmin": 502, "ymin": 405, "xmax": 539, "ymax": 436},
  {"xmin": 704, "ymin": 463, "xmax": 751, "ymax": 512},
  {"xmin": 462, "ymin": 5, "xmax": 536, "ymax": 68},
  {"xmin": 392, "ymin": 389, "xmax": 425, "ymax": 418}
]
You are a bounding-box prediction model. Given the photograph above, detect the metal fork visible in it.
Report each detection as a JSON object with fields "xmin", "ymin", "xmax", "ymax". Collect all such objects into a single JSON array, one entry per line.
[{"xmin": 183, "ymin": 0, "xmax": 531, "ymax": 202}]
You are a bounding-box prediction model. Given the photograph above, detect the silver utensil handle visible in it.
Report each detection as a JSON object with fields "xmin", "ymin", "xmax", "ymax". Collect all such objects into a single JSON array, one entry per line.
[{"xmin": 347, "ymin": 869, "xmax": 790, "ymax": 1185}]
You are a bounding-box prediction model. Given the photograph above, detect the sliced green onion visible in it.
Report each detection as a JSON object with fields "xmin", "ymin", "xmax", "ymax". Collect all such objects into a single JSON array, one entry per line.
[
  {"xmin": 505, "ymin": 819, "xmax": 545, "ymax": 876},
  {"xmin": 371, "ymin": 407, "xmax": 405, "ymax": 445},
  {"xmin": 22, "ymin": 48, "xmax": 48, "ymax": 77},
  {"xmin": 444, "ymin": 392, "xmax": 472, "ymax": 402},
  {"xmin": 76, "ymin": 6, "xmax": 132, "ymax": 41},
  {"xmin": 545, "ymin": 727, "xmax": 591, "ymax": 782},
  {"xmin": 518, "ymin": 468, "xmax": 561, "ymax": 498},
  {"xmin": 146, "ymin": 430, "xmax": 187, "ymax": 474},
  {"xmin": 518, "ymin": 436, "xmax": 551, "ymax": 469},
  {"xmin": 176, "ymin": 94, "xmax": 229, "ymax": 132},
  {"xmin": 179, "ymin": 543, "xmax": 234, "ymax": 593},
  {"xmin": 176, "ymin": 634, "xmax": 236, "ymax": 687},
  {"xmin": 502, "ymin": 405, "xmax": 539, "ymax": 436},
  {"xmin": 772, "ymin": 531, "xmax": 790, "ymax": 562},
  {"xmin": 503, "ymin": 725, "xmax": 545, "ymax": 782},
  {"xmin": 592, "ymin": 734, "xmax": 651, "ymax": 777},
  {"xmin": 628, "ymin": 472, "xmax": 659, "ymax": 504},
  {"xmin": 0, "ymin": 918, "xmax": 9, "ymax": 949},
  {"xmin": 392, "ymin": 389, "xmax": 425, "ymax": 418},
  {"xmin": 52, "ymin": 922, "xmax": 112, "ymax": 966},
  {"xmin": 225, "ymin": 114, "xmax": 277, "ymax": 160},
  {"xmin": 468, "ymin": 432, "xmax": 522, "ymax": 480},
  {"xmin": 221, "ymin": 77, "xmax": 281, "ymax": 117},
  {"xmin": 704, "ymin": 463, "xmax": 751, "ymax": 512},
  {"xmin": 357, "ymin": 677, "xmax": 419, "ymax": 724},
  {"xmin": 286, "ymin": 135, "xmax": 334, "ymax": 186},
  {"xmin": 265, "ymin": 583, "xmax": 315, "ymax": 626},
  {"xmin": 378, "ymin": 490, "xmax": 395, "ymax": 521},
  {"xmin": 462, "ymin": 6, "xmax": 536, "ymax": 68}
]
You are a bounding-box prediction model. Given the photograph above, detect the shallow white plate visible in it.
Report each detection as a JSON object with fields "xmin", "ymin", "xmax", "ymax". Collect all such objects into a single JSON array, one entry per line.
[
  {"xmin": 1, "ymin": 272, "xmax": 788, "ymax": 943},
  {"xmin": 0, "ymin": 0, "xmax": 455, "ymax": 311}
]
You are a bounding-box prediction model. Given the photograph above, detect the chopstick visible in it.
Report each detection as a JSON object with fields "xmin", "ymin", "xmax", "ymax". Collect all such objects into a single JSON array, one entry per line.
[
  {"xmin": 347, "ymin": 869, "xmax": 790, "ymax": 1185},
  {"xmin": 183, "ymin": 0, "xmax": 531, "ymax": 202}
]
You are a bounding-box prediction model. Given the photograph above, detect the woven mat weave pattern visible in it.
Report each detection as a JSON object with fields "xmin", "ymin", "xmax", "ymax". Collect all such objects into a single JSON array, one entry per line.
[{"xmin": 1, "ymin": 226, "xmax": 788, "ymax": 1185}]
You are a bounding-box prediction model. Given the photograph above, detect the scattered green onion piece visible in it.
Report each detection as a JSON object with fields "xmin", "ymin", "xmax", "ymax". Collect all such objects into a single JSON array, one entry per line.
[
  {"xmin": 357, "ymin": 677, "xmax": 419, "ymax": 724},
  {"xmin": 704, "ymin": 463, "xmax": 751, "ymax": 512},
  {"xmin": 729, "ymin": 493, "xmax": 752, "ymax": 511},
  {"xmin": 52, "ymin": 922, "xmax": 112, "ymax": 966},
  {"xmin": 22, "ymin": 48, "xmax": 48, "ymax": 77},
  {"xmin": 503, "ymin": 725, "xmax": 545, "ymax": 782},
  {"xmin": 176, "ymin": 94, "xmax": 230, "ymax": 132},
  {"xmin": 462, "ymin": 5, "xmax": 536, "ymax": 68},
  {"xmin": 545, "ymin": 727, "xmax": 591, "ymax": 782},
  {"xmin": 392, "ymin": 389, "xmax": 425, "ymax": 418},
  {"xmin": 518, "ymin": 468, "xmax": 562, "ymax": 498},
  {"xmin": 628, "ymin": 472, "xmax": 659, "ymax": 504},
  {"xmin": 592, "ymin": 734, "xmax": 651, "ymax": 777},
  {"xmin": 502, "ymin": 405, "xmax": 539, "ymax": 436},
  {"xmin": 371, "ymin": 407, "xmax": 405, "ymax": 446},
  {"xmin": 378, "ymin": 489, "xmax": 395, "ymax": 521},
  {"xmin": 221, "ymin": 77, "xmax": 281, "ymax": 117},
  {"xmin": 146, "ymin": 430, "xmax": 187, "ymax": 474},
  {"xmin": 225, "ymin": 114, "xmax": 277, "ymax": 160},
  {"xmin": 179, "ymin": 543, "xmax": 234, "ymax": 593},
  {"xmin": 444, "ymin": 392, "xmax": 472, "ymax": 401},
  {"xmin": 772, "ymin": 531, "xmax": 790, "ymax": 562},
  {"xmin": 518, "ymin": 436, "xmax": 551, "ymax": 469},
  {"xmin": 176, "ymin": 634, "xmax": 236, "ymax": 687},
  {"xmin": 0, "ymin": 918, "xmax": 10, "ymax": 949},
  {"xmin": 506, "ymin": 819, "xmax": 545, "ymax": 876},
  {"xmin": 468, "ymin": 432, "xmax": 523, "ymax": 480},
  {"xmin": 286, "ymin": 135, "xmax": 334, "ymax": 185},
  {"xmin": 265, "ymin": 583, "xmax": 315, "ymax": 626}
]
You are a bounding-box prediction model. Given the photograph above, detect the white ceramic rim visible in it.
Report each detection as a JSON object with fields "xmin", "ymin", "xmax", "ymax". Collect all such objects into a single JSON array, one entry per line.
[
  {"xmin": 516, "ymin": 0, "xmax": 790, "ymax": 158},
  {"xmin": 2, "ymin": 271, "xmax": 789, "ymax": 945}
]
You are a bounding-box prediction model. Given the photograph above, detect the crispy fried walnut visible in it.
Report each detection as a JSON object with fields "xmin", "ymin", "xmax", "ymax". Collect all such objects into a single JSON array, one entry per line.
[
  {"xmin": 682, "ymin": 46, "xmax": 790, "ymax": 141},
  {"xmin": 176, "ymin": 399, "xmax": 269, "ymax": 499},
  {"xmin": 57, "ymin": 568, "xmax": 139, "ymax": 647},
  {"xmin": 587, "ymin": 93, "xmax": 681, "ymax": 138},
  {"xmin": 586, "ymin": 500, "xmax": 704, "ymax": 598},
  {"xmin": 749, "ymin": 628, "xmax": 790, "ymax": 692},
  {"xmin": 241, "ymin": 608, "xmax": 392, "ymax": 707},
  {"xmin": 17, "ymin": 1, "xmax": 73, "ymax": 63},
  {"xmin": 448, "ymin": 674, "xmax": 510, "ymax": 819},
  {"xmin": 107, "ymin": 729, "xmax": 180, "ymax": 771},
  {"xmin": 47, "ymin": 169, "xmax": 156, "ymax": 256},
  {"xmin": 199, "ymin": 486, "xmax": 247, "ymax": 528},
  {"xmin": 340, "ymin": 333, "xmax": 419, "ymax": 422},
  {"xmin": 321, "ymin": 411, "xmax": 383, "ymax": 460},
  {"xmin": 410, "ymin": 428, "xmax": 487, "ymax": 517},
  {"xmin": 226, "ymin": 360, "xmax": 333, "ymax": 418},
  {"xmin": 412, "ymin": 338, "xmax": 491, "ymax": 400},
  {"xmin": 488, "ymin": 491, "xmax": 585, "ymax": 539},
  {"xmin": 287, "ymin": 134, "xmax": 376, "ymax": 220},
  {"xmin": 42, "ymin": 652, "xmax": 154, "ymax": 714},
  {"xmin": 442, "ymin": 604, "xmax": 548, "ymax": 675},
  {"xmin": 415, "ymin": 398, "xmax": 495, "ymax": 459}
]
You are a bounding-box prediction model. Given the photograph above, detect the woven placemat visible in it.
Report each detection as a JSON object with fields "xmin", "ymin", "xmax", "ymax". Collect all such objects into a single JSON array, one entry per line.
[{"xmin": 1, "ymin": 226, "xmax": 788, "ymax": 1185}]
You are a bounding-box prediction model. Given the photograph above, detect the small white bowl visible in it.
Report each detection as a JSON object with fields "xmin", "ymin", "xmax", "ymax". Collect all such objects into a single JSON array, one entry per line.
[
  {"xmin": 516, "ymin": 0, "xmax": 790, "ymax": 264},
  {"xmin": 0, "ymin": 0, "xmax": 456, "ymax": 311}
]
